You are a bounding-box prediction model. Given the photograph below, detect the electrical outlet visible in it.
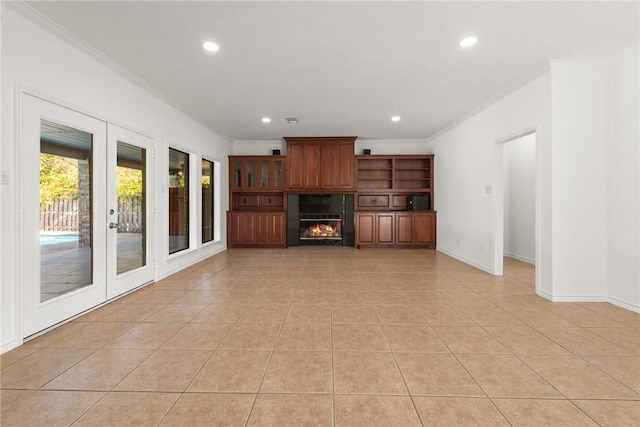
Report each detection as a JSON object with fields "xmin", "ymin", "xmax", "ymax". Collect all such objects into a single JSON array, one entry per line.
[
  {"xmin": 480, "ymin": 244, "xmax": 484, "ymax": 253},
  {"xmin": 0, "ymin": 170, "xmax": 8, "ymax": 185},
  {"xmin": 457, "ymin": 237, "xmax": 460, "ymax": 245}
]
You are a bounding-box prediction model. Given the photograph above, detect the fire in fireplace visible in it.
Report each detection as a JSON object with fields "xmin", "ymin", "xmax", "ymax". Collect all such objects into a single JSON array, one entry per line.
[{"xmin": 299, "ymin": 214, "xmax": 342, "ymax": 243}]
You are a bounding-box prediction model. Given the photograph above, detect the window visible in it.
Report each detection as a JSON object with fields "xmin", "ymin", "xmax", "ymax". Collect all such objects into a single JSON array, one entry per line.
[
  {"xmin": 168, "ymin": 148, "xmax": 189, "ymax": 254},
  {"xmin": 202, "ymin": 158, "xmax": 215, "ymax": 243}
]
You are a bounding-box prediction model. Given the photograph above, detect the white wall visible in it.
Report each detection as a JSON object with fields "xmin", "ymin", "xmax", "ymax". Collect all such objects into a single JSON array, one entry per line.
[
  {"xmin": 354, "ymin": 139, "xmax": 431, "ymax": 155},
  {"xmin": 427, "ymin": 73, "xmax": 552, "ymax": 297},
  {"xmin": 607, "ymin": 45, "xmax": 640, "ymax": 311},
  {"xmin": 503, "ymin": 134, "xmax": 536, "ymax": 263},
  {"xmin": 550, "ymin": 60, "xmax": 609, "ymax": 300},
  {"xmin": 429, "ymin": 49, "xmax": 639, "ymax": 310},
  {"xmin": 233, "ymin": 140, "xmax": 285, "ymax": 156},
  {"xmin": 232, "ymin": 138, "xmax": 431, "ymax": 156},
  {"xmin": 1, "ymin": 5, "xmax": 232, "ymax": 352}
]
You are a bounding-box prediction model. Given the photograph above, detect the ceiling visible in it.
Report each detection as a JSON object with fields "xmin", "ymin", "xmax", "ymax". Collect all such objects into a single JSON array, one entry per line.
[{"xmin": 26, "ymin": 1, "xmax": 639, "ymax": 141}]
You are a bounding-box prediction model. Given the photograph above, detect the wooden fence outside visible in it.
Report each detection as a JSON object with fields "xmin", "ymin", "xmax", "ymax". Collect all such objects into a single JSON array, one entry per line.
[{"xmin": 40, "ymin": 197, "xmax": 143, "ymax": 233}]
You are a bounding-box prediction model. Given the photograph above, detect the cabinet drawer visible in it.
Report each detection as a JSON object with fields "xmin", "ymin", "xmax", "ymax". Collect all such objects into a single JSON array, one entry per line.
[
  {"xmin": 357, "ymin": 194, "xmax": 389, "ymax": 208},
  {"xmin": 261, "ymin": 194, "xmax": 284, "ymax": 208},
  {"xmin": 237, "ymin": 194, "xmax": 260, "ymax": 208},
  {"xmin": 392, "ymin": 195, "xmax": 409, "ymax": 210}
]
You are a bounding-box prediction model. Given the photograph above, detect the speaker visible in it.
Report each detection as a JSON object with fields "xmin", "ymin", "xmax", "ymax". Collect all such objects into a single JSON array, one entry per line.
[
  {"xmin": 362, "ymin": 149, "xmax": 371, "ymax": 155},
  {"xmin": 272, "ymin": 149, "xmax": 281, "ymax": 155}
]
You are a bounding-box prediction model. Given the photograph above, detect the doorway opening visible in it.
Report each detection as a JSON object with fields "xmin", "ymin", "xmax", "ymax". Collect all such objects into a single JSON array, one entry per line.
[{"xmin": 494, "ymin": 130, "xmax": 538, "ymax": 292}]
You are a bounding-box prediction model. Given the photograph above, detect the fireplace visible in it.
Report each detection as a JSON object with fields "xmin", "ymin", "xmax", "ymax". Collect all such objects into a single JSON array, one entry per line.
[
  {"xmin": 287, "ymin": 194, "xmax": 355, "ymax": 247},
  {"xmin": 300, "ymin": 214, "xmax": 342, "ymax": 244}
]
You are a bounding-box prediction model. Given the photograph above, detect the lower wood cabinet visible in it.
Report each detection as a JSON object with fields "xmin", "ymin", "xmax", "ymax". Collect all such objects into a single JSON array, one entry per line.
[
  {"xmin": 355, "ymin": 211, "xmax": 436, "ymax": 248},
  {"xmin": 227, "ymin": 211, "xmax": 286, "ymax": 248}
]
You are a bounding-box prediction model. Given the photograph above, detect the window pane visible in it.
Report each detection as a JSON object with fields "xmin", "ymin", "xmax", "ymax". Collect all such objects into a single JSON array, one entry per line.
[
  {"xmin": 169, "ymin": 148, "xmax": 189, "ymax": 254},
  {"xmin": 39, "ymin": 119, "xmax": 93, "ymax": 302},
  {"xmin": 202, "ymin": 159, "xmax": 214, "ymax": 243}
]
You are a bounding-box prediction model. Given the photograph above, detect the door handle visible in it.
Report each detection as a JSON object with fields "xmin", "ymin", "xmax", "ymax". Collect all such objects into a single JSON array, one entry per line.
[{"xmin": 109, "ymin": 223, "xmax": 119, "ymax": 229}]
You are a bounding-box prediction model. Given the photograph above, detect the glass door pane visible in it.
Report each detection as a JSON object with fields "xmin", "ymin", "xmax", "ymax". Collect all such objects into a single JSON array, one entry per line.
[
  {"xmin": 116, "ymin": 141, "xmax": 146, "ymax": 275},
  {"xmin": 273, "ymin": 160, "xmax": 283, "ymax": 188},
  {"xmin": 260, "ymin": 160, "xmax": 269, "ymax": 188},
  {"xmin": 39, "ymin": 119, "xmax": 93, "ymax": 302},
  {"xmin": 246, "ymin": 160, "xmax": 256, "ymax": 188}
]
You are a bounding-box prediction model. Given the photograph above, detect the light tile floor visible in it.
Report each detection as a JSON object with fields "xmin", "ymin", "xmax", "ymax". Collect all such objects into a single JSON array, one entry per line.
[{"xmin": 2, "ymin": 248, "xmax": 639, "ymax": 426}]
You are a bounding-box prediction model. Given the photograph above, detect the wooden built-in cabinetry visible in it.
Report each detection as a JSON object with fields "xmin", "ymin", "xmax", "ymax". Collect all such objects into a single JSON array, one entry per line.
[
  {"xmin": 227, "ymin": 142, "xmax": 436, "ymax": 249},
  {"xmin": 285, "ymin": 137, "xmax": 356, "ymax": 191},
  {"xmin": 355, "ymin": 211, "xmax": 436, "ymax": 248},
  {"xmin": 228, "ymin": 155, "xmax": 286, "ymax": 247},
  {"xmin": 355, "ymin": 155, "xmax": 433, "ymax": 210},
  {"xmin": 227, "ymin": 211, "xmax": 286, "ymax": 247},
  {"xmin": 354, "ymin": 154, "xmax": 436, "ymax": 248}
]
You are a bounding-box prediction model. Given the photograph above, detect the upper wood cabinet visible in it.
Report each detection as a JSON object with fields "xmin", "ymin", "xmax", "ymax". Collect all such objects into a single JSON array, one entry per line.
[
  {"xmin": 230, "ymin": 156, "xmax": 284, "ymax": 191},
  {"xmin": 285, "ymin": 137, "xmax": 355, "ymax": 191}
]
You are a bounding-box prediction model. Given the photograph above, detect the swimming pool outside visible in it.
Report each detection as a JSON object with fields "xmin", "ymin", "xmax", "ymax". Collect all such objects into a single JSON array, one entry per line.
[{"xmin": 39, "ymin": 232, "xmax": 79, "ymax": 246}]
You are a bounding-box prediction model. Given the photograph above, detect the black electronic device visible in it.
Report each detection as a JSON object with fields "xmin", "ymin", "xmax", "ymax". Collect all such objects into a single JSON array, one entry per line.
[{"xmin": 407, "ymin": 195, "xmax": 430, "ymax": 211}]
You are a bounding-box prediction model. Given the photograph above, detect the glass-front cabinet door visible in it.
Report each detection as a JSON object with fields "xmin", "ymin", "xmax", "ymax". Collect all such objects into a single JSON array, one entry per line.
[{"xmin": 231, "ymin": 156, "xmax": 284, "ymax": 190}]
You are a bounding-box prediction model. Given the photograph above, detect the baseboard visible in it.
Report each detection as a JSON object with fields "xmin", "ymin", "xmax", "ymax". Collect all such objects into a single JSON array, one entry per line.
[
  {"xmin": 1, "ymin": 340, "xmax": 19, "ymax": 354},
  {"xmin": 436, "ymin": 247, "xmax": 493, "ymax": 274},
  {"xmin": 157, "ymin": 246, "xmax": 227, "ymax": 281},
  {"xmin": 548, "ymin": 295, "xmax": 608, "ymax": 303},
  {"xmin": 504, "ymin": 252, "xmax": 535, "ymax": 265},
  {"xmin": 536, "ymin": 289, "xmax": 553, "ymax": 301},
  {"xmin": 608, "ymin": 296, "xmax": 640, "ymax": 313}
]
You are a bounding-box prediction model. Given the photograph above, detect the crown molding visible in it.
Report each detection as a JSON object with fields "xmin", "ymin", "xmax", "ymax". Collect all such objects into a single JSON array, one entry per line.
[
  {"xmin": 426, "ymin": 62, "xmax": 551, "ymax": 144},
  {"xmin": 4, "ymin": 0, "xmax": 232, "ymax": 143}
]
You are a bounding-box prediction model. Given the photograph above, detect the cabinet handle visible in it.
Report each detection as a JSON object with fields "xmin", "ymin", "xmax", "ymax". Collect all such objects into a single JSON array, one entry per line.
[
  {"xmin": 243, "ymin": 197, "xmax": 247, "ymax": 203},
  {"xmin": 268, "ymin": 198, "xmax": 272, "ymax": 204},
  {"xmin": 371, "ymin": 197, "xmax": 377, "ymax": 203}
]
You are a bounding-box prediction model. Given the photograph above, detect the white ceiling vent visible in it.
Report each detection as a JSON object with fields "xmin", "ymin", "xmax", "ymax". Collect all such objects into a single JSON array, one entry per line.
[{"xmin": 285, "ymin": 117, "xmax": 299, "ymax": 124}]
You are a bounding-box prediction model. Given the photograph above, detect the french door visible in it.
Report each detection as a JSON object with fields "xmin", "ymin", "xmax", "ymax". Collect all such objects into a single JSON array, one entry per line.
[{"xmin": 22, "ymin": 95, "xmax": 154, "ymax": 337}]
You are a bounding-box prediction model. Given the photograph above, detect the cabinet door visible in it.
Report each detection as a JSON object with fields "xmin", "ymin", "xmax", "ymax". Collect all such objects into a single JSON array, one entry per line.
[
  {"xmin": 320, "ymin": 143, "xmax": 339, "ymax": 188},
  {"xmin": 338, "ymin": 141, "xmax": 355, "ymax": 188},
  {"xmin": 272, "ymin": 159, "xmax": 284, "ymax": 189},
  {"xmin": 256, "ymin": 213, "xmax": 285, "ymax": 246},
  {"xmin": 375, "ymin": 213, "xmax": 395, "ymax": 245},
  {"xmin": 355, "ymin": 213, "xmax": 375, "ymax": 247},
  {"xmin": 304, "ymin": 142, "xmax": 321, "ymax": 188},
  {"xmin": 256, "ymin": 213, "xmax": 270, "ymax": 245},
  {"xmin": 395, "ymin": 213, "xmax": 414, "ymax": 245},
  {"xmin": 228, "ymin": 212, "xmax": 255, "ymax": 246},
  {"xmin": 270, "ymin": 213, "xmax": 286, "ymax": 246},
  {"xmin": 227, "ymin": 212, "xmax": 242, "ymax": 246},
  {"xmin": 287, "ymin": 143, "xmax": 304, "ymax": 188},
  {"xmin": 414, "ymin": 212, "xmax": 435, "ymax": 246}
]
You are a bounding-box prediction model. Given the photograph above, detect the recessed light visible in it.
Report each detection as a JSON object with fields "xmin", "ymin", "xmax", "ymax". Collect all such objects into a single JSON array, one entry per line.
[
  {"xmin": 203, "ymin": 41, "xmax": 219, "ymax": 52},
  {"xmin": 459, "ymin": 36, "xmax": 477, "ymax": 48},
  {"xmin": 262, "ymin": 117, "xmax": 271, "ymax": 123},
  {"xmin": 391, "ymin": 116, "xmax": 401, "ymax": 122}
]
